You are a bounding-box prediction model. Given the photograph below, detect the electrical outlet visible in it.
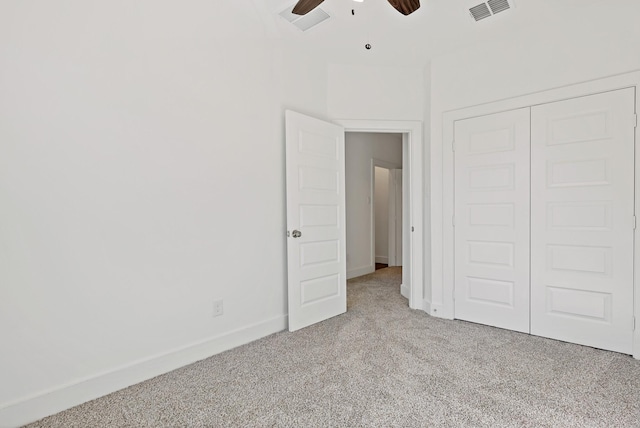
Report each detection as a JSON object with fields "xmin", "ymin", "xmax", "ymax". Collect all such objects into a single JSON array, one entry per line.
[{"xmin": 213, "ymin": 300, "xmax": 224, "ymax": 317}]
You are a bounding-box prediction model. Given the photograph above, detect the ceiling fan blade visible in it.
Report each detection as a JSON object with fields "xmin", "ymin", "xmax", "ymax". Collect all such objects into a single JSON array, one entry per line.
[
  {"xmin": 387, "ymin": 0, "xmax": 420, "ymax": 15},
  {"xmin": 292, "ymin": 0, "xmax": 325, "ymax": 15}
]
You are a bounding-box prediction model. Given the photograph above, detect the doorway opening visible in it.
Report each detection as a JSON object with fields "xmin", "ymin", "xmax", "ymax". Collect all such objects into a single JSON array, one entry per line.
[
  {"xmin": 336, "ymin": 119, "xmax": 424, "ymax": 310},
  {"xmin": 374, "ymin": 164, "xmax": 403, "ymax": 271},
  {"xmin": 285, "ymin": 113, "xmax": 423, "ymax": 332},
  {"xmin": 375, "ymin": 164, "xmax": 391, "ymax": 271},
  {"xmin": 345, "ymin": 132, "xmax": 403, "ymax": 280},
  {"xmin": 344, "ymin": 130, "xmax": 411, "ymax": 302}
]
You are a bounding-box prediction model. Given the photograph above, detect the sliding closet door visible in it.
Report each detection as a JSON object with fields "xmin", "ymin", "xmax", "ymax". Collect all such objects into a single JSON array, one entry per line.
[
  {"xmin": 454, "ymin": 108, "xmax": 530, "ymax": 333},
  {"xmin": 530, "ymin": 89, "xmax": 636, "ymax": 354}
]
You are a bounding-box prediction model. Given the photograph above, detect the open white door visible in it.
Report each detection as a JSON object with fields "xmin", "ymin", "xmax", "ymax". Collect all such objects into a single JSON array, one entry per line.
[{"xmin": 285, "ymin": 110, "xmax": 346, "ymax": 332}]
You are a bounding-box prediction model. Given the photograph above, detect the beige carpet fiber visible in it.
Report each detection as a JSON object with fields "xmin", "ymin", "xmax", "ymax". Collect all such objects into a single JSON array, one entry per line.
[{"xmin": 27, "ymin": 267, "xmax": 640, "ymax": 427}]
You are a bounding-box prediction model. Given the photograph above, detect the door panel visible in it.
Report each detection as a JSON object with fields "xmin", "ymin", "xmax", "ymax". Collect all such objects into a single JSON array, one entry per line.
[
  {"xmin": 454, "ymin": 108, "xmax": 531, "ymax": 333},
  {"xmin": 530, "ymin": 89, "xmax": 636, "ymax": 354},
  {"xmin": 285, "ymin": 111, "xmax": 346, "ymax": 332}
]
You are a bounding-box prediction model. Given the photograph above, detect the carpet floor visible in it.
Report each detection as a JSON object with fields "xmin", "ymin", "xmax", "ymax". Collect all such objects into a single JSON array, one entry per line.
[{"xmin": 27, "ymin": 267, "xmax": 640, "ymax": 427}]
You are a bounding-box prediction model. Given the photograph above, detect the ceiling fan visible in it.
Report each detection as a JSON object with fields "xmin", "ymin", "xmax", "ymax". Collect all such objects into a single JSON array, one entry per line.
[{"xmin": 292, "ymin": 0, "xmax": 420, "ymax": 16}]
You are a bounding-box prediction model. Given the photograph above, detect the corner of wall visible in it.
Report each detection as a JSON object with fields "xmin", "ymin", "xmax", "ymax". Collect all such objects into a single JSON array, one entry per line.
[{"xmin": 422, "ymin": 61, "xmax": 433, "ymax": 309}]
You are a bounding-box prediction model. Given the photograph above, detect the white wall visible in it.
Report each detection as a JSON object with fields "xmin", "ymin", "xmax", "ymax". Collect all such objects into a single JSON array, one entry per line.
[
  {"xmin": 374, "ymin": 167, "xmax": 390, "ymax": 263},
  {"xmin": 328, "ymin": 62, "xmax": 424, "ymax": 283},
  {"xmin": 282, "ymin": 45, "xmax": 330, "ymax": 119},
  {"xmin": 0, "ymin": 2, "xmax": 330, "ymax": 425},
  {"xmin": 0, "ymin": 3, "xmax": 431, "ymax": 422},
  {"xmin": 328, "ymin": 64, "xmax": 424, "ymax": 120},
  {"xmin": 427, "ymin": 0, "xmax": 640, "ymax": 315},
  {"xmin": 345, "ymin": 133, "xmax": 402, "ymax": 279}
]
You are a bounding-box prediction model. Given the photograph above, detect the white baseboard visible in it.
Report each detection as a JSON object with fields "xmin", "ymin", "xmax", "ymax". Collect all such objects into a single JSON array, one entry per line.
[
  {"xmin": 375, "ymin": 256, "xmax": 389, "ymax": 264},
  {"xmin": 428, "ymin": 302, "xmax": 453, "ymax": 320},
  {"xmin": 347, "ymin": 265, "xmax": 375, "ymax": 279},
  {"xmin": 400, "ymin": 283, "xmax": 409, "ymax": 299},
  {"xmin": 0, "ymin": 315, "xmax": 287, "ymax": 428}
]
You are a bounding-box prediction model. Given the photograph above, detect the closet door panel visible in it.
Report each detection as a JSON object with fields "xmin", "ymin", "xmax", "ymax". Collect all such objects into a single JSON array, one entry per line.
[
  {"xmin": 454, "ymin": 108, "xmax": 531, "ymax": 333},
  {"xmin": 530, "ymin": 88, "xmax": 636, "ymax": 354}
]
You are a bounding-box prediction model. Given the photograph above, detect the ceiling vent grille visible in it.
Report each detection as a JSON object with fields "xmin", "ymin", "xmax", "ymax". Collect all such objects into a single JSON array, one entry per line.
[
  {"xmin": 488, "ymin": 0, "xmax": 511, "ymax": 14},
  {"xmin": 279, "ymin": 5, "xmax": 330, "ymax": 32},
  {"xmin": 470, "ymin": 0, "xmax": 513, "ymax": 21},
  {"xmin": 469, "ymin": 3, "xmax": 491, "ymax": 21}
]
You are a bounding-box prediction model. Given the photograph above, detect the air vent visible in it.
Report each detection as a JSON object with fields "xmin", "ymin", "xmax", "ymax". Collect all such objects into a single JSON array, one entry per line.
[
  {"xmin": 469, "ymin": 3, "xmax": 492, "ymax": 21},
  {"xmin": 488, "ymin": 0, "xmax": 510, "ymax": 14},
  {"xmin": 279, "ymin": 5, "xmax": 330, "ymax": 32},
  {"xmin": 470, "ymin": 0, "xmax": 513, "ymax": 21}
]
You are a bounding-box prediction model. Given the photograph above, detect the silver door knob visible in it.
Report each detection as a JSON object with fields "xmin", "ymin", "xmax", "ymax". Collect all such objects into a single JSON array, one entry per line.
[{"xmin": 292, "ymin": 230, "xmax": 302, "ymax": 238}]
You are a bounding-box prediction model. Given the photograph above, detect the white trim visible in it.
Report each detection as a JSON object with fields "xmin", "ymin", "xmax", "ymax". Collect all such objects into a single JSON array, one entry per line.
[
  {"xmin": 347, "ymin": 265, "xmax": 375, "ymax": 279},
  {"xmin": 431, "ymin": 70, "xmax": 640, "ymax": 359},
  {"xmin": 0, "ymin": 315, "xmax": 287, "ymax": 428},
  {"xmin": 423, "ymin": 300, "xmax": 449, "ymax": 316},
  {"xmin": 372, "ymin": 159, "xmax": 401, "ymax": 169},
  {"xmin": 401, "ymin": 283, "xmax": 410, "ymax": 299},
  {"xmin": 429, "ymin": 302, "xmax": 447, "ymax": 317},
  {"xmin": 336, "ymin": 120, "xmax": 424, "ymax": 311},
  {"xmin": 375, "ymin": 256, "xmax": 389, "ymax": 264}
]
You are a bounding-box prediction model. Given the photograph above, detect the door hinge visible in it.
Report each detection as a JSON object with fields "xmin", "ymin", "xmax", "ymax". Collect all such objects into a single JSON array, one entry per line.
[
  {"xmin": 633, "ymin": 317, "xmax": 636, "ymax": 331},
  {"xmin": 634, "ymin": 216, "xmax": 637, "ymax": 230},
  {"xmin": 287, "ymin": 230, "xmax": 290, "ymax": 238},
  {"xmin": 452, "ymin": 215, "xmax": 456, "ymax": 227},
  {"xmin": 634, "ymin": 113, "xmax": 638, "ymax": 128},
  {"xmin": 452, "ymin": 141, "xmax": 456, "ymax": 152}
]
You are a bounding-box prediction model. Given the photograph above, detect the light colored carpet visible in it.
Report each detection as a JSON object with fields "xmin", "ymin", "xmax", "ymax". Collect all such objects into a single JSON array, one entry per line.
[{"xmin": 27, "ymin": 267, "xmax": 640, "ymax": 427}]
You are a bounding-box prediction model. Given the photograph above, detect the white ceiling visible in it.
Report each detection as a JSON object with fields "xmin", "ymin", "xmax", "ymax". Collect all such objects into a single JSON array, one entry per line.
[{"xmin": 250, "ymin": 0, "xmax": 608, "ymax": 66}]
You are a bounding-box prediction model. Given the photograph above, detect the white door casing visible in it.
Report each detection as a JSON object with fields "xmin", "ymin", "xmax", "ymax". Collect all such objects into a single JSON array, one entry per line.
[
  {"xmin": 336, "ymin": 120, "xmax": 423, "ymax": 310},
  {"xmin": 530, "ymin": 88, "xmax": 636, "ymax": 354},
  {"xmin": 454, "ymin": 108, "xmax": 531, "ymax": 333},
  {"xmin": 285, "ymin": 110, "xmax": 346, "ymax": 332}
]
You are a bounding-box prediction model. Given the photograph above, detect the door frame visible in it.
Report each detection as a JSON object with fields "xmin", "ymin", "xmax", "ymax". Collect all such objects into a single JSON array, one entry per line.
[
  {"xmin": 336, "ymin": 120, "xmax": 424, "ymax": 310},
  {"xmin": 432, "ymin": 70, "xmax": 640, "ymax": 358}
]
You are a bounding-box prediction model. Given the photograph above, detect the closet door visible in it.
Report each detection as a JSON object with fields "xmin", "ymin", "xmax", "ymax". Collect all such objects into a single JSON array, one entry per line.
[
  {"xmin": 454, "ymin": 108, "xmax": 530, "ymax": 333},
  {"xmin": 530, "ymin": 89, "xmax": 636, "ymax": 354}
]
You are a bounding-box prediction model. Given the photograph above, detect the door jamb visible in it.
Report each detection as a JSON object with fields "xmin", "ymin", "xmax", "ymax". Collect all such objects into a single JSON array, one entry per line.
[{"xmin": 336, "ymin": 120, "xmax": 424, "ymax": 311}]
